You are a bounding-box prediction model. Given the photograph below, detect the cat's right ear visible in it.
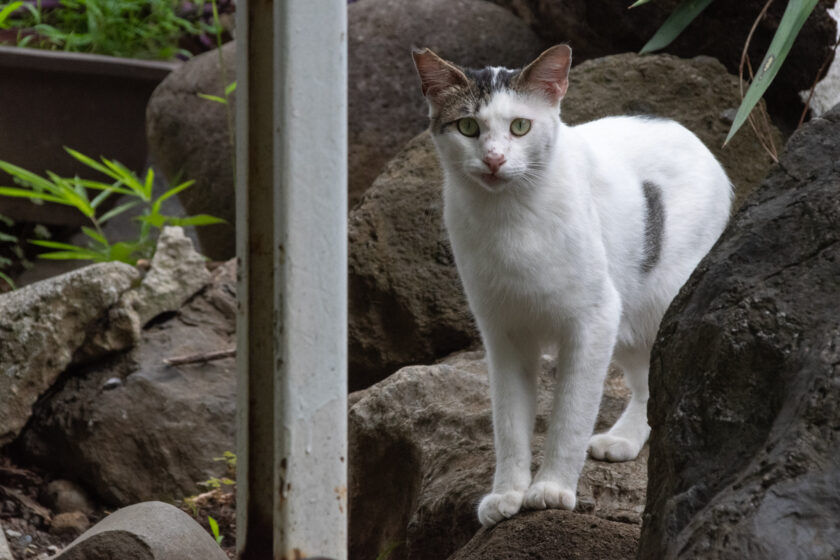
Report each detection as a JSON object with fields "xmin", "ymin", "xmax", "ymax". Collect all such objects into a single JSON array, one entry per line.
[
  {"xmin": 412, "ymin": 48, "xmax": 469, "ymax": 107},
  {"xmin": 517, "ymin": 44, "xmax": 572, "ymax": 105}
]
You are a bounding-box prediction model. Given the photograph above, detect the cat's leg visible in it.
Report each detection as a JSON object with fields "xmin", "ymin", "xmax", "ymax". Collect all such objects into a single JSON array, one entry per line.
[
  {"xmin": 477, "ymin": 330, "xmax": 540, "ymax": 527},
  {"xmin": 588, "ymin": 345, "xmax": 651, "ymax": 462},
  {"xmin": 524, "ymin": 290, "xmax": 620, "ymax": 512}
]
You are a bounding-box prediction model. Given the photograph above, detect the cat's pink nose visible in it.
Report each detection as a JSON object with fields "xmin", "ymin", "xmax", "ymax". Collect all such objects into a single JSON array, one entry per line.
[{"xmin": 483, "ymin": 153, "xmax": 506, "ymax": 174}]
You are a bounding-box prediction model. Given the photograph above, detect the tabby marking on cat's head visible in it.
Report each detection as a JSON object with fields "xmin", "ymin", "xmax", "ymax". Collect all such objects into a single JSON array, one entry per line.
[{"xmin": 413, "ymin": 45, "xmax": 572, "ymax": 193}]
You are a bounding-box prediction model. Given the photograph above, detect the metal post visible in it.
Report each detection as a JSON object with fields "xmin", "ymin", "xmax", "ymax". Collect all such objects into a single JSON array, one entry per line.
[{"xmin": 236, "ymin": 0, "xmax": 348, "ymax": 558}]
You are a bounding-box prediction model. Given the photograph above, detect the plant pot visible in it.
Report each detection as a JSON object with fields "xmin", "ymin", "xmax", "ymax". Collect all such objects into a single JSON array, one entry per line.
[{"xmin": 0, "ymin": 46, "xmax": 178, "ymax": 226}]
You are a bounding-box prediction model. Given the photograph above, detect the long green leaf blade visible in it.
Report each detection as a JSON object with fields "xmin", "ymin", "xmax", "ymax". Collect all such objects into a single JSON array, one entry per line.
[
  {"xmin": 0, "ymin": 2, "xmax": 23, "ymax": 28},
  {"xmin": 171, "ymin": 214, "xmax": 226, "ymax": 227},
  {"xmin": 725, "ymin": 0, "xmax": 819, "ymax": 144},
  {"xmin": 628, "ymin": 0, "xmax": 654, "ymax": 7},
  {"xmin": 0, "ymin": 161, "xmax": 62, "ymax": 195},
  {"xmin": 639, "ymin": 0, "xmax": 715, "ymax": 54},
  {"xmin": 152, "ymin": 180, "xmax": 194, "ymax": 213},
  {"xmin": 36, "ymin": 251, "xmax": 106, "ymax": 261},
  {"xmin": 0, "ymin": 187, "xmax": 66, "ymax": 205},
  {"xmin": 99, "ymin": 199, "xmax": 142, "ymax": 223},
  {"xmin": 0, "ymin": 270, "xmax": 15, "ymax": 290},
  {"xmin": 64, "ymin": 148, "xmax": 122, "ymax": 181}
]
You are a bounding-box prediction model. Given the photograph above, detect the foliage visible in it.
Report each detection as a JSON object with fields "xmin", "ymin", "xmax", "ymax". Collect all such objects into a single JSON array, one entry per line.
[
  {"xmin": 632, "ymin": 0, "xmax": 821, "ymax": 145},
  {"xmin": 0, "ymin": 214, "xmax": 18, "ymax": 289},
  {"xmin": 376, "ymin": 541, "xmax": 403, "ymax": 560},
  {"xmin": 0, "ymin": 147, "xmax": 224, "ymax": 265},
  {"xmin": 0, "ymin": 0, "xmax": 229, "ymax": 59},
  {"xmin": 208, "ymin": 515, "xmax": 223, "ymax": 545}
]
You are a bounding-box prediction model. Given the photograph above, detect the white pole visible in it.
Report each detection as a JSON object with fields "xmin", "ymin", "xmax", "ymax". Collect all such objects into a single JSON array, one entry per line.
[{"xmin": 236, "ymin": 0, "xmax": 348, "ymax": 558}]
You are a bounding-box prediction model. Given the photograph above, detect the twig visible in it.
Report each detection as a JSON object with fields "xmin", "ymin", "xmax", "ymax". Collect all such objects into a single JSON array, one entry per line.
[
  {"xmin": 164, "ymin": 348, "xmax": 236, "ymax": 366},
  {"xmin": 798, "ymin": 35, "xmax": 840, "ymax": 127},
  {"xmin": 738, "ymin": 0, "xmax": 779, "ymax": 162}
]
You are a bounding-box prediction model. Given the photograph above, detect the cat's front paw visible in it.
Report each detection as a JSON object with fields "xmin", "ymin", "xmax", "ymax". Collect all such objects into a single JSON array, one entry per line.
[
  {"xmin": 477, "ymin": 490, "xmax": 524, "ymax": 527},
  {"xmin": 523, "ymin": 481, "xmax": 576, "ymax": 511},
  {"xmin": 588, "ymin": 433, "xmax": 642, "ymax": 462}
]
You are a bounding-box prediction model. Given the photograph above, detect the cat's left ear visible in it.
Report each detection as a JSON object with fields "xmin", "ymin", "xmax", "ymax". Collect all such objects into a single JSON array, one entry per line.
[
  {"xmin": 412, "ymin": 48, "xmax": 469, "ymax": 107},
  {"xmin": 516, "ymin": 45, "xmax": 572, "ymax": 105}
]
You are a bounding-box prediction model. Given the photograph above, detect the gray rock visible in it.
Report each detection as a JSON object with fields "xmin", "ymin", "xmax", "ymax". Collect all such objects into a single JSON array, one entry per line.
[
  {"xmin": 0, "ymin": 262, "xmax": 139, "ymax": 446},
  {"xmin": 49, "ymin": 512, "xmax": 90, "ymax": 538},
  {"xmin": 349, "ymin": 53, "xmax": 780, "ymax": 388},
  {"xmin": 18, "ymin": 260, "xmax": 236, "ymax": 506},
  {"xmin": 41, "ymin": 480, "xmax": 95, "ymax": 516},
  {"xmin": 54, "ymin": 501, "xmax": 226, "ymax": 560},
  {"xmin": 448, "ymin": 509, "xmax": 639, "ymax": 560},
  {"xmin": 0, "ymin": 524, "xmax": 11, "ymax": 560},
  {"xmin": 349, "ymin": 352, "xmax": 647, "ymax": 560},
  {"xmin": 347, "ymin": 0, "xmax": 545, "ymax": 206},
  {"xmin": 639, "ymin": 105, "xmax": 840, "ymax": 558},
  {"xmin": 146, "ymin": 44, "xmax": 236, "ymax": 260},
  {"xmin": 488, "ymin": 0, "xmax": 837, "ymax": 129},
  {"xmin": 78, "ymin": 226, "xmax": 211, "ymax": 361}
]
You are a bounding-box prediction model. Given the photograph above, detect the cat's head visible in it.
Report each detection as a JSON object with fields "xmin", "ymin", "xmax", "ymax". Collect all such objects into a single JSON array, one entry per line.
[{"xmin": 412, "ymin": 45, "xmax": 572, "ymax": 193}]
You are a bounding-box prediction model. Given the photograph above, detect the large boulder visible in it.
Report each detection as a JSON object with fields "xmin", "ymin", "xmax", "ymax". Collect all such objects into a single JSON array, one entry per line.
[
  {"xmin": 349, "ymin": 52, "xmax": 780, "ymax": 388},
  {"xmin": 347, "ymin": 0, "xmax": 545, "ymax": 206},
  {"xmin": 488, "ymin": 0, "xmax": 837, "ymax": 129},
  {"xmin": 448, "ymin": 509, "xmax": 639, "ymax": 560},
  {"xmin": 639, "ymin": 104, "xmax": 840, "ymax": 558},
  {"xmin": 348, "ymin": 352, "xmax": 647, "ymax": 560},
  {"xmin": 17, "ymin": 260, "xmax": 236, "ymax": 506},
  {"xmin": 0, "ymin": 262, "xmax": 139, "ymax": 446},
  {"xmin": 146, "ymin": 43, "xmax": 236, "ymax": 260}
]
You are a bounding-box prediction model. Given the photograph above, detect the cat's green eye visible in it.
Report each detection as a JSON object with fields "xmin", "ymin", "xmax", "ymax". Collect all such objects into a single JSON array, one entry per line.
[
  {"xmin": 457, "ymin": 117, "xmax": 479, "ymax": 137},
  {"xmin": 510, "ymin": 118, "xmax": 532, "ymax": 137}
]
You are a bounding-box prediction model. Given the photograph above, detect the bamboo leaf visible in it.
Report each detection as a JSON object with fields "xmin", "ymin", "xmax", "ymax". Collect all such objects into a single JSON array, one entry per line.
[
  {"xmin": 90, "ymin": 187, "xmax": 114, "ymax": 209},
  {"xmin": 197, "ymin": 93, "xmax": 227, "ymax": 104},
  {"xmin": 725, "ymin": 0, "xmax": 819, "ymax": 144},
  {"xmin": 0, "ymin": 270, "xmax": 14, "ymax": 290},
  {"xmin": 144, "ymin": 168, "xmax": 155, "ymax": 200},
  {"xmin": 224, "ymin": 81, "xmax": 237, "ymax": 96},
  {"xmin": 99, "ymin": 199, "xmax": 141, "ymax": 223},
  {"xmin": 0, "ymin": 2, "xmax": 23, "ymax": 29},
  {"xmin": 628, "ymin": 0, "xmax": 654, "ymax": 7},
  {"xmin": 36, "ymin": 250, "xmax": 106, "ymax": 261},
  {"xmin": 0, "ymin": 161, "xmax": 62, "ymax": 195},
  {"xmin": 152, "ymin": 180, "xmax": 194, "ymax": 213},
  {"xmin": 30, "ymin": 239, "xmax": 94, "ymax": 251},
  {"xmin": 171, "ymin": 214, "xmax": 226, "ymax": 227},
  {"xmin": 81, "ymin": 226, "xmax": 107, "ymax": 246},
  {"xmin": 0, "ymin": 187, "xmax": 67, "ymax": 205},
  {"xmin": 639, "ymin": 0, "xmax": 715, "ymax": 54},
  {"xmin": 64, "ymin": 147, "xmax": 122, "ymax": 181}
]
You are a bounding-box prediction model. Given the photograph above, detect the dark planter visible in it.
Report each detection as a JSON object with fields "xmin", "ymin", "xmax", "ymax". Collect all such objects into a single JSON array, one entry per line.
[{"xmin": 0, "ymin": 46, "xmax": 178, "ymax": 225}]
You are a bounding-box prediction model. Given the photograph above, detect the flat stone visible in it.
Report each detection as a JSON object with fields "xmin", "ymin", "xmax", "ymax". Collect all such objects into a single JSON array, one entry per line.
[
  {"xmin": 54, "ymin": 501, "xmax": 226, "ymax": 560},
  {"xmin": 0, "ymin": 524, "xmax": 12, "ymax": 560}
]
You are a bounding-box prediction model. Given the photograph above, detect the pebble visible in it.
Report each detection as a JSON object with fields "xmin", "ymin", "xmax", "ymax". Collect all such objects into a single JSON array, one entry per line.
[
  {"xmin": 102, "ymin": 377, "xmax": 123, "ymax": 390},
  {"xmin": 4, "ymin": 530, "xmax": 21, "ymax": 539}
]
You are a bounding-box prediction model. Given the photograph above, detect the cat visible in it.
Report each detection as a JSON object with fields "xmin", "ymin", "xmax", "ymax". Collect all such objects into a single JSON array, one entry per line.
[{"xmin": 412, "ymin": 44, "xmax": 732, "ymax": 527}]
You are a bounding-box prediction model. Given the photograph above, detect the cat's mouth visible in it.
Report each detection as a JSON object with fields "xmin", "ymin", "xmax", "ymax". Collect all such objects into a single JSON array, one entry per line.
[{"xmin": 477, "ymin": 172, "xmax": 507, "ymax": 191}]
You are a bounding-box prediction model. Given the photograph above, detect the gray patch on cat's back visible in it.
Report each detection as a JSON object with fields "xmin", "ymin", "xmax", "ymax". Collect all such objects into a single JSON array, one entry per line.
[{"xmin": 641, "ymin": 181, "xmax": 664, "ymax": 273}]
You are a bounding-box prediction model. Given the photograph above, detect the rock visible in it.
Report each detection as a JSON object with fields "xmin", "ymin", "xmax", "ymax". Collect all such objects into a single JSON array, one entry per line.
[
  {"xmin": 0, "ymin": 524, "xmax": 11, "ymax": 560},
  {"xmin": 146, "ymin": 44, "xmax": 236, "ymax": 260},
  {"xmin": 41, "ymin": 480, "xmax": 95, "ymax": 516},
  {"xmin": 448, "ymin": 509, "xmax": 639, "ymax": 560},
  {"xmin": 349, "ymin": 53, "xmax": 780, "ymax": 387},
  {"xmin": 0, "ymin": 262, "xmax": 139, "ymax": 446},
  {"xmin": 17, "ymin": 260, "xmax": 236, "ymax": 506},
  {"xmin": 639, "ymin": 105, "xmax": 840, "ymax": 558},
  {"xmin": 348, "ymin": 132, "xmax": 477, "ymax": 390},
  {"xmin": 54, "ymin": 501, "xmax": 227, "ymax": 560},
  {"xmin": 348, "ymin": 351, "xmax": 647, "ymax": 560},
  {"xmin": 347, "ymin": 0, "xmax": 545, "ymax": 206},
  {"xmin": 49, "ymin": 512, "xmax": 90, "ymax": 538},
  {"xmin": 116, "ymin": 226, "xmax": 211, "ymax": 327},
  {"xmin": 489, "ymin": 0, "xmax": 837, "ymax": 129}
]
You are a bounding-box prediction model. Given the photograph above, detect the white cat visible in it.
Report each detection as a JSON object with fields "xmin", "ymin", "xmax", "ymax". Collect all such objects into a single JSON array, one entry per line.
[{"xmin": 412, "ymin": 45, "xmax": 731, "ymax": 527}]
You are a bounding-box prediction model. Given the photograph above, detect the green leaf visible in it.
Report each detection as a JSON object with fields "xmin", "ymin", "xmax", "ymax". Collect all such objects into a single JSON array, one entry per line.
[
  {"xmin": 99, "ymin": 199, "xmax": 142, "ymax": 223},
  {"xmin": 0, "ymin": 270, "xmax": 15, "ymax": 290},
  {"xmin": 136, "ymin": 213, "xmax": 167, "ymax": 228},
  {"xmin": 36, "ymin": 250, "xmax": 106, "ymax": 261},
  {"xmin": 144, "ymin": 168, "xmax": 155, "ymax": 200},
  {"xmin": 75, "ymin": 179, "xmax": 134, "ymax": 197},
  {"xmin": 639, "ymin": 0, "xmax": 715, "ymax": 54},
  {"xmin": 0, "ymin": 231, "xmax": 16, "ymax": 243},
  {"xmin": 30, "ymin": 239, "xmax": 95, "ymax": 251},
  {"xmin": 64, "ymin": 148, "xmax": 122, "ymax": 181},
  {"xmin": 0, "ymin": 2, "xmax": 24, "ymax": 29},
  {"xmin": 107, "ymin": 241, "xmax": 139, "ymax": 264},
  {"xmin": 101, "ymin": 157, "xmax": 148, "ymax": 199},
  {"xmin": 90, "ymin": 187, "xmax": 114, "ymax": 210},
  {"xmin": 725, "ymin": 0, "xmax": 819, "ymax": 144},
  {"xmin": 170, "ymin": 214, "xmax": 226, "ymax": 227},
  {"xmin": 628, "ymin": 0, "xmax": 653, "ymax": 7},
  {"xmin": 225, "ymin": 81, "xmax": 237, "ymax": 96},
  {"xmin": 0, "ymin": 187, "xmax": 66, "ymax": 205},
  {"xmin": 152, "ymin": 180, "xmax": 194, "ymax": 213},
  {"xmin": 197, "ymin": 93, "xmax": 227, "ymax": 104},
  {"xmin": 208, "ymin": 516, "xmax": 223, "ymax": 545},
  {"xmin": 0, "ymin": 161, "xmax": 62, "ymax": 195},
  {"xmin": 81, "ymin": 226, "xmax": 107, "ymax": 247}
]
